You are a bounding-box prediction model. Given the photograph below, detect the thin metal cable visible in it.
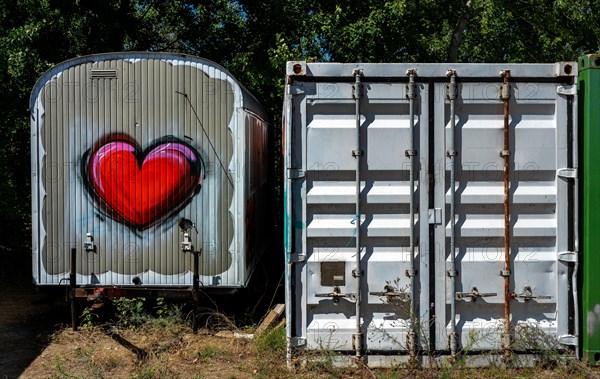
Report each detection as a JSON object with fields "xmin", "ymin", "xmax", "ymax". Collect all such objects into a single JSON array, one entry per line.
[{"xmin": 176, "ymin": 90, "xmax": 234, "ymax": 187}]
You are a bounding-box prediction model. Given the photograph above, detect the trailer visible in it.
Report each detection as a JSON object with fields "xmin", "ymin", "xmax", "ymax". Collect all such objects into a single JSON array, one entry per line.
[
  {"xmin": 283, "ymin": 60, "xmax": 579, "ymax": 366},
  {"xmin": 30, "ymin": 52, "xmax": 269, "ymax": 297}
]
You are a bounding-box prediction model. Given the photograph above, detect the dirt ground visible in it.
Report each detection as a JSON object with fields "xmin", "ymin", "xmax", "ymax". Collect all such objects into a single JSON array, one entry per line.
[
  {"xmin": 2, "ymin": 266, "xmax": 600, "ymax": 378},
  {"xmin": 0, "ymin": 281, "xmax": 68, "ymax": 378}
]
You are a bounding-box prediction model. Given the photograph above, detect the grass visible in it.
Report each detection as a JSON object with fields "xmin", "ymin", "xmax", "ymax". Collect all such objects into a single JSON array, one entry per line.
[{"xmin": 21, "ymin": 299, "xmax": 600, "ymax": 379}]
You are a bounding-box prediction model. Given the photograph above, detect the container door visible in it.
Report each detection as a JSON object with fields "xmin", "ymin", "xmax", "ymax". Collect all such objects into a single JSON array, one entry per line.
[
  {"xmin": 433, "ymin": 77, "xmax": 578, "ymax": 353},
  {"xmin": 288, "ymin": 79, "xmax": 429, "ymax": 353}
]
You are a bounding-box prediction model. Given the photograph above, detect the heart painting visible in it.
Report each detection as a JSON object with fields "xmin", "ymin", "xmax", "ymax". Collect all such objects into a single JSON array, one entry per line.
[{"xmin": 84, "ymin": 136, "xmax": 203, "ymax": 229}]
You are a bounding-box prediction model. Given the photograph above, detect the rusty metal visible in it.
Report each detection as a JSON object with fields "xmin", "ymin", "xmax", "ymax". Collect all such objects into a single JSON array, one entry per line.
[
  {"xmin": 500, "ymin": 70, "xmax": 512, "ymax": 362},
  {"xmin": 71, "ymin": 287, "xmax": 197, "ymax": 300},
  {"xmin": 70, "ymin": 248, "xmax": 78, "ymax": 331},
  {"xmin": 193, "ymin": 249, "xmax": 201, "ymax": 333}
]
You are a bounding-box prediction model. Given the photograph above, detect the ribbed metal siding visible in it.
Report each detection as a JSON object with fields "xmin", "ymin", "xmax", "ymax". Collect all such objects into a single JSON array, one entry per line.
[{"xmin": 31, "ymin": 53, "xmax": 266, "ymax": 287}]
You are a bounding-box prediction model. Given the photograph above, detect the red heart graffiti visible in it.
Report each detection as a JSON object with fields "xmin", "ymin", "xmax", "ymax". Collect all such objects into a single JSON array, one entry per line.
[{"xmin": 87, "ymin": 137, "xmax": 203, "ymax": 229}]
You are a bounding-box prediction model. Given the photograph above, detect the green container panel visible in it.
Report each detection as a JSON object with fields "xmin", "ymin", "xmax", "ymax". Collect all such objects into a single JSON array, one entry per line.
[{"xmin": 580, "ymin": 53, "xmax": 600, "ymax": 364}]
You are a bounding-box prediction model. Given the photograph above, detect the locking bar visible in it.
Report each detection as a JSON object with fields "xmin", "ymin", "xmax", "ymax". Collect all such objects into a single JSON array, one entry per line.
[
  {"xmin": 455, "ymin": 287, "xmax": 497, "ymax": 301},
  {"xmin": 369, "ymin": 285, "xmax": 411, "ymax": 302},
  {"xmin": 510, "ymin": 286, "xmax": 551, "ymax": 302},
  {"xmin": 315, "ymin": 286, "xmax": 357, "ymax": 303}
]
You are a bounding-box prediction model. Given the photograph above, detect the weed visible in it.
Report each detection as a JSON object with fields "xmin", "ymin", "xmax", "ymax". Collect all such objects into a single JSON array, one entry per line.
[
  {"xmin": 255, "ymin": 326, "xmax": 286, "ymax": 355},
  {"xmin": 113, "ymin": 297, "xmax": 148, "ymax": 328},
  {"xmin": 50, "ymin": 354, "xmax": 82, "ymax": 379},
  {"xmin": 133, "ymin": 366, "xmax": 156, "ymax": 379},
  {"xmin": 80, "ymin": 306, "xmax": 99, "ymax": 329},
  {"xmin": 196, "ymin": 346, "xmax": 218, "ymax": 361}
]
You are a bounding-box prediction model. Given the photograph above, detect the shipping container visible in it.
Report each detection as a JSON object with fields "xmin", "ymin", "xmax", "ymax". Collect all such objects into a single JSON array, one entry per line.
[
  {"xmin": 283, "ymin": 61, "xmax": 579, "ymax": 366},
  {"xmin": 30, "ymin": 52, "xmax": 269, "ymax": 291}
]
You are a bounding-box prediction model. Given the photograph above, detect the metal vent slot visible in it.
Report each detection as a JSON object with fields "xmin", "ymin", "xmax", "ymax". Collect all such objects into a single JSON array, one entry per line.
[{"xmin": 90, "ymin": 69, "xmax": 117, "ymax": 79}]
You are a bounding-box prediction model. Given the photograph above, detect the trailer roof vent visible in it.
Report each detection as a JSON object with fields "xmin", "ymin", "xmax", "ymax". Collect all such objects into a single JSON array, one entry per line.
[{"xmin": 90, "ymin": 69, "xmax": 117, "ymax": 79}]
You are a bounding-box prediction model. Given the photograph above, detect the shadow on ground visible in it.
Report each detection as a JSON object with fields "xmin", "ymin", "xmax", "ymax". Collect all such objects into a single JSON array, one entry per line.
[
  {"xmin": 0, "ymin": 236, "xmax": 284, "ymax": 378},
  {"xmin": 0, "ymin": 276, "xmax": 67, "ymax": 378}
]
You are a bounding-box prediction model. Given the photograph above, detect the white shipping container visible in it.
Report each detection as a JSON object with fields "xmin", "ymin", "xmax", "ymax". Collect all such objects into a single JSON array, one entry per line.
[
  {"xmin": 283, "ymin": 61, "xmax": 579, "ymax": 365},
  {"xmin": 30, "ymin": 52, "xmax": 269, "ymax": 290}
]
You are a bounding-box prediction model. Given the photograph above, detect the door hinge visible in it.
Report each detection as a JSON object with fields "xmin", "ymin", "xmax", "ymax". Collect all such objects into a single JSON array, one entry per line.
[
  {"xmin": 429, "ymin": 208, "xmax": 442, "ymax": 225},
  {"xmin": 558, "ymin": 334, "xmax": 577, "ymax": 346},
  {"xmin": 557, "ymin": 85, "xmax": 577, "ymax": 96},
  {"xmin": 289, "ymin": 337, "xmax": 307, "ymax": 347},
  {"xmin": 557, "ymin": 168, "xmax": 577, "ymax": 179},
  {"xmin": 290, "ymin": 253, "xmax": 306, "ymax": 263},
  {"xmin": 558, "ymin": 251, "xmax": 578, "ymax": 263},
  {"xmin": 287, "ymin": 168, "xmax": 305, "ymax": 179}
]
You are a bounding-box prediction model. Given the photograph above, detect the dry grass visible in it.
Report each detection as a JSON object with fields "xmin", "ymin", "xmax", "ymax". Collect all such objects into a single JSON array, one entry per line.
[
  {"xmin": 19, "ymin": 319, "xmax": 600, "ymax": 379},
  {"xmin": 12, "ymin": 296, "xmax": 600, "ymax": 379}
]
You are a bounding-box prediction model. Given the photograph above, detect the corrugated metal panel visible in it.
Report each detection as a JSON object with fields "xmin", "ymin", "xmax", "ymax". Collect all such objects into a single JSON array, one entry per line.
[
  {"xmin": 31, "ymin": 53, "xmax": 268, "ymax": 288},
  {"xmin": 285, "ymin": 62, "xmax": 578, "ymax": 362}
]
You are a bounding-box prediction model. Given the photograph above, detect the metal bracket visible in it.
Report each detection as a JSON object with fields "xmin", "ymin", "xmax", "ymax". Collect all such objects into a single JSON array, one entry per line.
[
  {"xmin": 446, "ymin": 69, "xmax": 457, "ymax": 100},
  {"xmin": 351, "ymin": 269, "xmax": 363, "ymax": 278},
  {"xmin": 352, "ymin": 149, "xmax": 363, "ymax": 157},
  {"xmin": 500, "ymin": 269, "xmax": 511, "ymax": 277},
  {"xmin": 405, "ymin": 269, "xmax": 416, "ymax": 278},
  {"xmin": 428, "ymin": 208, "xmax": 442, "ymax": 225},
  {"xmin": 315, "ymin": 286, "xmax": 356, "ymax": 303},
  {"xmin": 447, "ymin": 269, "xmax": 458, "ymax": 278},
  {"xmin": 558, "ymin": 251, "xmax": 578, "ymax": 263},
  {"xmin": 289, "ymin": 85, "xmax": 306, "ymax": 95},
  {"xmin": 446, "ymin": 150, "xmax": 457, "ymax": 157},
  {"xmin": 289, "ymin": 337, "xmax": 307, "ymax": 347},
  {"xmin": 557, "ymin": 334, "xmax": 578, "ymax": 346},
  {"xmin": 287, "ymin": 168, "xmax": 305, "ymax": 179},
  {"xmin": 499, "ymin": 149, "xmax": 510, "ymax": 157},
  {"xmin": 290, "ymin": 253, "xmax": 306, "ymax": 263},
  {"xmin": 181, "ymin": 232, "xmax": 194, "ymax": 253},
  {"xmin": 511, "ymin": 286, "xmax": 551, "ymax": 302},
  {"xmin": 84, "ymin": 233, "xmax": 96, "ymax": 253},
  {"xmin": 286, "ymin": 61, "xmax": 307, "ymax": 76},
  {"xmin": 406, "ymin": 69, "xmax": 417, "ymax": 99},
  {"xmin": 557, "ymin": 85, "xmax": 577, "ymax": 96},
  {"xmin": 352, "ymin": 68, "xmax": 364, "ymax": 77},
  {"xmin": 455, "ymin": 287, "xmax": 497, "ymax": 301},
  {"xmin": 405, "ymin": 149, "xmax": 417, "ymax": 157},
  {"xmin": 557, "ymin": 167, "xmax": 577, "ymax": 179}
]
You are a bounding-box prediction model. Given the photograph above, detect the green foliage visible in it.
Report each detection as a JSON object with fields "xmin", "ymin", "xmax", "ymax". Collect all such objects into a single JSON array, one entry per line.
[
  {"xmin": 2, "ymin": 0, "xmax": 600, "ymax": 282},
  {"xmin": 80, "ymin": 306, "xmax": 99, "ymax": 329},
  {"xmin": 111, "ymin": 297, "xmax": 185, "ymax": 329},
  {"xmin": 112, "ymin": 297, "xmax": 148, "ymax": 328}
]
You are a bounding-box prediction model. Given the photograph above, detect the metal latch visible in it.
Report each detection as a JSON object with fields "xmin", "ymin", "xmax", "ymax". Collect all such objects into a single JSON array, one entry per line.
[
  {"xmin": 289, "ymin": 337, "xmax": 307, "ymax": 347},
  {"xmin": 510, "ymin": 286, "xmax": 551, "ymax": 302},
  {"xmin": 369, "ymin": 285, "xmax": 411, "ymax": 302},
  {"xmin": 290, "ymin": 253, "xmax": 306, "ymax": 263},
  {"xmin": 429, "ymin": 208, "xmax": 442, "ymax": 225},
  {"xmin": 558, "ymin": 251, "xmax": 578, "ymax": 263},
  {"xmin": 315, "ymin": 286, "xmax": 356, "ymax": 303},
  {"xmin": 557, "ymin": 168, "xmax": 577, "ymax": 179},
  {"xmin": 557, "ymin": 334, "xmax": 577, "ymax": 346},
  {"xmin": 455, "ymin": 287, "xmax": 497, "ymax": 301},
  {"xmin": 181, "ymin": 232, "xmax": 194, "ymax": 253},
  {"xmin": 287, "ymin": 168, "xmax": 305, "ymax": 179},
  {"xmin": 84, "ymin": 233, "xmax": 96, "ymax": 252},
  {"xmin": 557, "ymin": 85, "xmax": 577, "ymax": 95}
]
